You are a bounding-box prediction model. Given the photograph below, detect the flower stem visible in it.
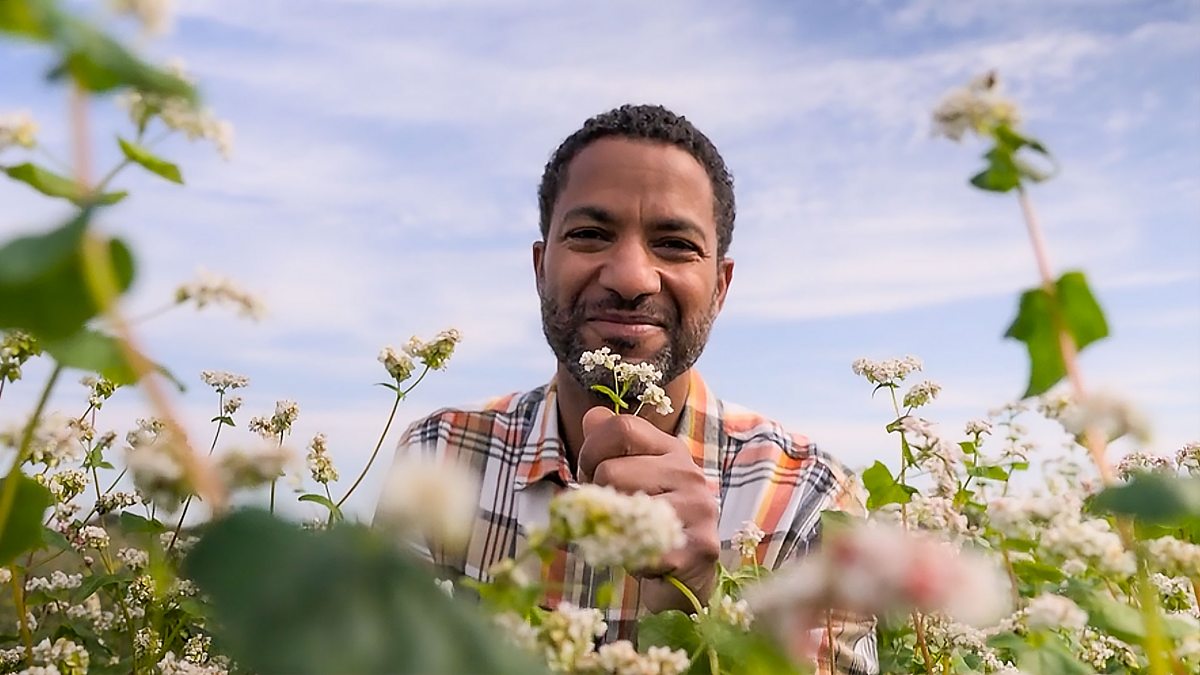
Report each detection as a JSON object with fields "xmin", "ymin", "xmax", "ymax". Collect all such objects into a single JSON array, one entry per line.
[
  {"xmin": 11, "ymin": 569, "xmax": 33, "ymax": 659},
  {"xmin": 169, "ymin": 393, "xmax": 226, "ymax": 551},
  {"xmin": 665, "ymin": 575, "xmax": 719, "ymax": 675},
  {"xmin": 336, "ymin": 366, "xmax": 429, "ymax": 509},
  {"xmin": 0, "ymin": 364, "xmax": 62, "ymax": 542},
  {"xmin": 1016, "ymin": 187, "xmax": 1112, "ymax": 484}
]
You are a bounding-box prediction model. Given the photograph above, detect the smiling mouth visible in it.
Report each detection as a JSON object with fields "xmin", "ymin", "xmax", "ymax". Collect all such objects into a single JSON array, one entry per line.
[{"xmin": 585, "ymin": 318, "xmax": 664, "ymax": 339}]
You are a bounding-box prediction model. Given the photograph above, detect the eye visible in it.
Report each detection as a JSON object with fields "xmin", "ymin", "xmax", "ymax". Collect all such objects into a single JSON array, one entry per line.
[
  {"xmin": 656, "ymin": 238, "xmax": 702, "ymax": 254},
  {"xmin": 566, "ymin": 228, "xmax": 606, "ymax": 240}
]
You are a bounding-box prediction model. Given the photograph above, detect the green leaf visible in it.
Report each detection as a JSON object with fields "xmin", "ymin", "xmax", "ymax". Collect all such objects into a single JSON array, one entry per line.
[
  {"xmin": 638, "ymin": 610, "xmax": 700, "ymax": 653},
  {"xmin": 118, "ymin": 137, "xmax": 182, "ymax": 184},
  {"xmin": 958, "ymin": 440, "xmax": 977, "ymax": 455},
  {"xmin": 118, "ymin": 511, "xmax": 165, "ymax": 535},
  {"xmin": 43, "ymin": 327, "xmax": 183, "ymax": 389},
  {"xmin": 0, "ymin": 0, "xmax": 62, "ymax": 41},
  {"xmin": 968, "ymin": 465, "xmax": 1010, "ymax": 481},
  {"xmin": 3, "ymin": 162, "xmax": 127, "ymax": 205},
  {"xmin": 1017, "ymin": 635, "xmax": 1091, "ymax": 675},
  {"xmin": 72, "ymin": 572, "xmax": 126, "ymax": 603},
  {"xmin": 40, "ymin": 525, "xmax": 71, "ymax": 552},
  {"xmin": 0, "ymin": 472, "xmax": 53, "ymax": 565},
  {"xmin": 298, "ymin": 493, "xmax": 343, "ymax": 523},
  {"xmin": 971, "ymin": 147, "xmax": 1021, "ymax": 193},
  {"xmin": 211, "ymin": 415, "xmax": 236, "ymax": 427},
  {"xmin": 862, "ymin": 460, "xmax": 917, "ymax": 510},
  {"xmin": 1092, "ymin": 474, "xmax": 1200, "ymax": 526},
  {"xmin": 0, "ymin": 214, "xmax": 136, "ymax": 340},
  {"xmin": 589, "ymin": 384, "xmax": 629, "ymax": 409},
  {"xmin": 1005, "ymin": 270, "xmax": 1109, "ymax": 398},
  {"xmin": 185, "ymin": 509, "xmax": 543, "ymax": 675},
  {"xmin": 48, "ymin": 18, "xmax": 195, "ymax": 99},
  {"xmin": 375, "ymin": 381, "xmax": 400, "ymax": 393},
  {"xmin": 1073, "ymin": 588, "xmax": 1148, "ymax": 643}
]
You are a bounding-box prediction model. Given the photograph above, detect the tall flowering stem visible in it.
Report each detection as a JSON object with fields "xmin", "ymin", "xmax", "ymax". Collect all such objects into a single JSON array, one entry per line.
[
  {"xmin": 1016, "ymin": 187, "xmax": 1113, "ymax": 484},
  {"xmin": 68, "ymin": 84, "xmax": 227, "ymax": 514},
  {"xmin": 335, "ymin": 365, "xmax": 428, "ymax": 509}
]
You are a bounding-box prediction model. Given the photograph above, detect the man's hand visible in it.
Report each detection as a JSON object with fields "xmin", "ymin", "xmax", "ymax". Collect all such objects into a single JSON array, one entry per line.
[{"xmin": 578, "ymin": 406, "xmax": 719, "ymax": 613}]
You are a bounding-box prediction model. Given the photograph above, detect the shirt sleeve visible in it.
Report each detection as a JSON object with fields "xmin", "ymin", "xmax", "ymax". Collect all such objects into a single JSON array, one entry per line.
[
  {"xmin": 803, "ymin": 460, "xmax": 880, "ymax": 675},
  {"xmin": 371, "ymin": 412, "xmax": 468, "ymax": 578}
]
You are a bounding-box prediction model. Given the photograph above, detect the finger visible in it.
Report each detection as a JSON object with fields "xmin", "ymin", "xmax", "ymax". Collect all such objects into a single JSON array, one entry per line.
[
  {"xmin": 577, "ymin": 413, "xmax": 675, "ymax": 482},
  {"xmin": 590, "ymin": 455, "xmax": 671, "ymax": 495},
  {"xmin": 581, "ymin": 406, "xmax": 615, "ymax": 440}
]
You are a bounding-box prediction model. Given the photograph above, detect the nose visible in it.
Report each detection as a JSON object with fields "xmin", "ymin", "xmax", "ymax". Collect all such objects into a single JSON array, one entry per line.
[{"xmin": 598, "ymin": 239, "xmax": 661, "ymax": 301}]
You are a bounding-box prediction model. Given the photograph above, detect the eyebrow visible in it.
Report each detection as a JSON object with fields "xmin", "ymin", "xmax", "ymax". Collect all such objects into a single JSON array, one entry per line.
[{"xmin": 561, "ymin": 205, "xmax": 617, "ymax": 225}]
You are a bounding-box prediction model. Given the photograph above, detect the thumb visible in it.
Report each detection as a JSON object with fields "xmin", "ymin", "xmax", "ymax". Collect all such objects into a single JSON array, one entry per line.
[{"xmin": 581, "ymin": 406, "xmax": 615, "ymax": 440}]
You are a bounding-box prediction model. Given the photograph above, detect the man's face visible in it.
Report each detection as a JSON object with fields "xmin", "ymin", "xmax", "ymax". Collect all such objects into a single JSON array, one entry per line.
[{"xmin": 533, "ymin": 137, "xmax": 734, "ymax": 396}]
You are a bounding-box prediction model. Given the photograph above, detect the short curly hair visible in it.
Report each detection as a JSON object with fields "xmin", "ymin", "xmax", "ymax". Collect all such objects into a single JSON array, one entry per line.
[{"xmin": 537, "ymin": 104, "xmax": 736, "ymax": 259}]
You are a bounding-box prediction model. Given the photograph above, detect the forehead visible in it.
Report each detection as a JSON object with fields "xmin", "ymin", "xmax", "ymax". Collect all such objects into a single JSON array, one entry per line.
[{"xmin": 552, "ymin": 137, "xmax": 716, "ymax": 234}]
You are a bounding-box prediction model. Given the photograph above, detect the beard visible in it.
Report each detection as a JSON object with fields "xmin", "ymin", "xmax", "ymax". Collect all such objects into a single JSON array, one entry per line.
[{"xmin": 539, "ymin": 286, "xmax": 718, "ymax": 403}]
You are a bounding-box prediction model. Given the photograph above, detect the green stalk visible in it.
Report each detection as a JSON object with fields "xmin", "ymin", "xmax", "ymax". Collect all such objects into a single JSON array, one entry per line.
[
  {"xmin": 335, "ymin": 366, "xmax": 429, "ymax": 509},
  {"xmin": 0, "ymin": 365, "xmax": 63, "ymax": 540},
  {"xmin": 666, "ymin": 575, "xmax": 719, "ymax": 675}
]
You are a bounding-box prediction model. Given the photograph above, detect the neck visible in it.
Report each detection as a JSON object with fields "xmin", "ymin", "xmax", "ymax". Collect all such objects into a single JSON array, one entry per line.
[{"xmin": 556, "ymin": 364, "xmax": 691, "ymax": 474}]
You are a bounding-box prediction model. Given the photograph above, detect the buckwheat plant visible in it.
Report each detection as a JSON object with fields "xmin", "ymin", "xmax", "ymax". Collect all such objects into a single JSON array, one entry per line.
[{"xmin": 579, "ymin": 348, "xmax": 673, "ymax": 416}]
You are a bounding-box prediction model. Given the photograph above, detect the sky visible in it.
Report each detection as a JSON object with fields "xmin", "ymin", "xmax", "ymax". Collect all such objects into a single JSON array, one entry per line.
[{"xmin": 2, "ymin": 0, "xmax": 1198, "ymax": 521}]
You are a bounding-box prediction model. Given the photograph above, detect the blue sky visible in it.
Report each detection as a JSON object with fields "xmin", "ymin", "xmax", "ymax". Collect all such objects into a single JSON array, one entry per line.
[{"xmin": 2, "ymin": 0, "xmax": 1197, "ymax": 519}]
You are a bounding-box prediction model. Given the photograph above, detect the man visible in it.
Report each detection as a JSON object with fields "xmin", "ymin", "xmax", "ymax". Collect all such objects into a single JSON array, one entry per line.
[{"xmin": 385, "ymin": 104, "xmax": 877, "ymax": 674}]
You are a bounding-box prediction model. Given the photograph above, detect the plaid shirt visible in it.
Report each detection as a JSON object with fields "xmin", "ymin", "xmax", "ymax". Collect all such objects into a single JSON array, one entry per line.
[{"xmin": 381, "ymin": 370, "xmax": 878, "ymax": 674}]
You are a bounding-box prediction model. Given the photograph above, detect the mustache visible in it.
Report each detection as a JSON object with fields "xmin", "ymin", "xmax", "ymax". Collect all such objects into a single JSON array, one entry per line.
[{"xmin": 571, "ymin": 295, "xmax": 677, "ymax": 326}]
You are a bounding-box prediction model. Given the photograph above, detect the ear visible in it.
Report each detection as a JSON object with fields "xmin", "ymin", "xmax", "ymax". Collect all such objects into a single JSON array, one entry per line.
[
  {"xmin": 532, "ymin": 240, "xmax": 546, "ymax": 292},
  {"xmin": 714, "ymin": 257, "xmax": 734, "ymax": 312}
]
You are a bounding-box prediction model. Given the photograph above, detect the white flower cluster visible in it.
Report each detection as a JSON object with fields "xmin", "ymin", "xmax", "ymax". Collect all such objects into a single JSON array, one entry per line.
[
  {"xmin": 378, "ymin": 346, "xmax": 416, "ymax": 382},
  {"xmin": 538, "ymin": 602, "xmax": 607, "ymax": 672},
  {"xmin": 306, "ymin": 433, "xmax": 338, "ymax": 484},
  {"xmin": 403, "ymin": 329, "xmax": 462, "ymax": 371},
  {"xmin": 897, "ymin": 416, "xmax": 962, "ymax": 497},
  {"xmin": 109, "ymin": 0, "xmax": 174, "ymax": 36},
  {"xmin": 26, "ymin": 638, "xmax": 89, "ymax": 675},
  {"xmin": 1079, "ymin": 627, "xmax": 1139, "ymax": 671},
  {"xmin": 95, "ymin": 491, "xmax": 141, "ymax": 515},
  {"xmin": 931, "ymin": 71, "xmax": 1021, "ymax": 142},
  {"xmin": 1052, "ymin": 391, "xmax": 1152, "ymax": 445},
  {"xmin": 745, "ymin": 523, "xmax": 1010, "ymax": 628},
  {"xmin": 1150, "ymin": 573, "xmax": 1197, "ymax": 614},
  {"xmin": 174, "ymin": 268, "xmax": 264, "ymax": 319},
  {"xmin": 126, "ymin": 428, "xmax": 188, "ymax": 510},
  {"xmin": 580, "ymin": 346, "xmax": 622, "ymax": 372},
  {"xmin": 700, "ymin": 595, "xmax": 754, "ymax": 630},
  {"xmin": 1145, "ymin": 536, "xmax": 1200, "ymax": 579},
  {"xmin": 902, "ymin": 380, "xmax": 942, "ymax": 409},
  {"xmin": 0, "ymin": 110, "xmax": 37, "ymax": 152},
  {"xmin": 119, "ymin": 60, "xmax": 233, "ymax": 158},
  {"xmin": 223, "ymin": 396, "xmax": 243, "ymax": 416},
  {"xmin": 4, "ymin": 412, "xmax": 85, "ymax": 468},
  {"xmin": 80, "ymin": 375, "xmax": 117, "ymax": 409},
  {"xmin": 922, "ymin": 615, "xmax": 1014, "ymax": 673},
  {"xmin": 1115, "ymin": 451, "xmax": 1175, "ymax": 482},
  {"xmin": 579, "ymin": 348, "xmax": 674, "ymax": 416},
  {"xmin": 80, "ymin": 526, "xmax": 110, "ymax": 550},
  {"xmin": 851, "ymin": 355, "xmax": 922, "ymax": 386},
  {"xmin": 1039, "ymin": 516, "xmax": 1136, "ymax": 577},
  {"xmin": 1024, "ymin": 593, "xmax": 1088, "ymax": 631},
  {"xmin": 879, "ymin": 493, "xmax": 972, "ymax": 539},
  {"xmin": 376, "ymin": 454, "xmax": 479, "ymax": 551},
  {"xmin": 593, "ymin": 640, "xmax": 689, "ymax": 675},
  {"xmin": 636, "ymin": 383, "xmax": 673, "ymax": 416},
  {"xmin": 200, "ymin": 370, "xmax": 249, "ymax": 394},
  {"xmin": 248, "ymin": 400, "xmax": 300, "ymax": 439},
  {"xmin": 548, "ymin": 484, "xmax": 685, "ymax": 570},
  {"xmin": 117, "ymin": 547, "xmax": 150, "ymax": 571},
  {"xmin": 730, "ymin": 520, "xmax": 765, "ymax": 560},
  {"xmin": 26, "ymin": 571, "xmax": 83, "ymax": 593},
  {"xmin": 1, "ymin": 330, "xmax": 40, "ymax": 382},
  {"xmin": 45, "ymin": 469, "xmax": 90, "ymax": 503},
  {"xmin": 964, "ymin": 418, "xmax": 993, "ymax": 437},
  {"xmin": 216, "ymin": 445, "xmax": 293, "ymax": 489}
]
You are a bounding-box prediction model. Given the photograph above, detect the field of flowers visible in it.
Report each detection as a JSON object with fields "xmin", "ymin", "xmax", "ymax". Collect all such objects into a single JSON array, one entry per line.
[{"xmin": 1, "ymin": 2, "xmax": 1198, "ymax": 674}]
